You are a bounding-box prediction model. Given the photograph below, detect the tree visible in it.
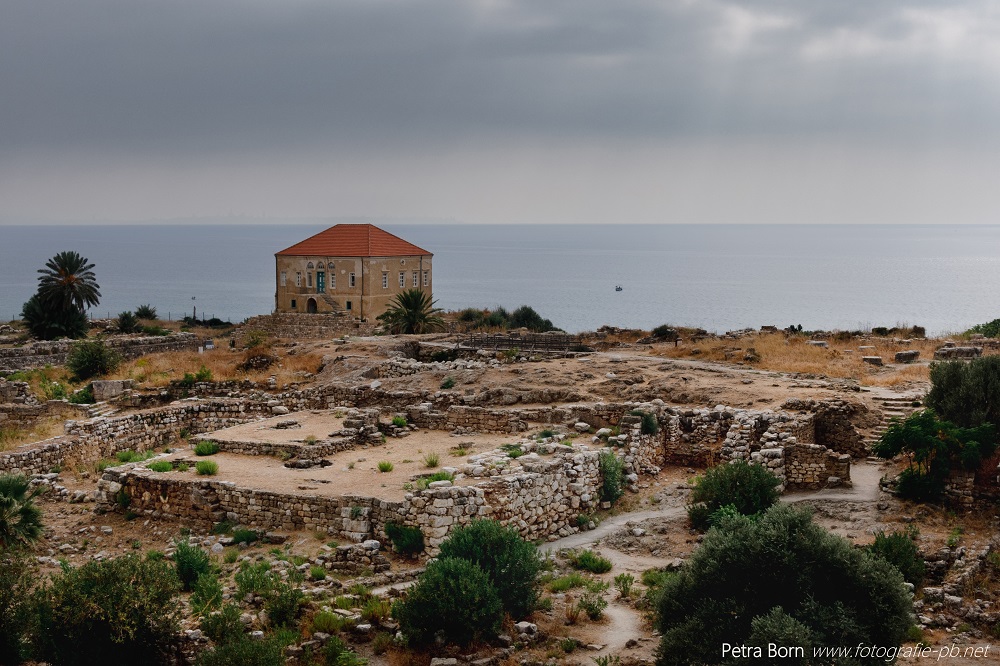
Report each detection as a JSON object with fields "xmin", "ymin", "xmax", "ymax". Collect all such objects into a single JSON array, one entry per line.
[
  {"xmin": 376, "ymin": 289, "xmax": 445, "ymax": 334},
  {"xmin": 655, "ymin": 505, "xmax": 913, "ymax": 666},
  {"xmin": 437, "ymin": 519, "xmax": 542, "ymax": 619},
  {"xmin": 393, "ymin": 557, "xmax": 502, "ymax": 646},
  {"xmin": 926, "ymin": 356, "xmax": 1000, "ymax": 429},
  {"xmin": 36, "ymin": 251, "xmax": 101, "ymax": 312},
  {"xmin": 66, "ymin": 339, "xmax": 122, "ymax": 381},
  {"xmin": 686, "ymin": 460, "xmax": 781, "ymax": 529},
  {"xmin": 0, "ymin": 551, "xmax": 34, "ymax": 664},
  {"xmin": 20, "ymin": 294, "xmax": 89, "ymax": 341},
  {"xmin": 0, "ymin": 475, "xmax": 43, "ymax": 551},
  {"xmin": 134, "ymin": 304, "xmax": 157, "ymax": 320}
]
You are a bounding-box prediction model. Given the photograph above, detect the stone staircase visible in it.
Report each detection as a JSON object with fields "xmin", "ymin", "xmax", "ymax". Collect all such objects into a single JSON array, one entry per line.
[
  {"xmin": 86, "ymin": 401, "xmax": 119, "ymax": 419},
  {"xmin": 864, "ymin": 394, "xmax": 924, "ymax": 449},
  {"xmin": 319, "ymin": 294, "xmax": 342, "ymax": 312}
]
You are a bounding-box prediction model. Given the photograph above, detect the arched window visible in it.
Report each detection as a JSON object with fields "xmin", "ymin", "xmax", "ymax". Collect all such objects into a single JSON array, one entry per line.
[
  {"xmin": 316, "ymin": 262, "xmax": 325, "ymax": 269},
  {"xmin": 306, "ymin": 262, "xmax": 315, "ymax": 269}
]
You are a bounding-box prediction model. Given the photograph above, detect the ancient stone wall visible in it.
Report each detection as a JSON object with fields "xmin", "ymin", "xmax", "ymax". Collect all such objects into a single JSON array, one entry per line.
[
  {"xmin": 0, "ymin": 333, "xmax": 200, "ymax": 372},
  {"xmin": 231, "ymin": 313, "xmax": 376, "ymax": 342}
]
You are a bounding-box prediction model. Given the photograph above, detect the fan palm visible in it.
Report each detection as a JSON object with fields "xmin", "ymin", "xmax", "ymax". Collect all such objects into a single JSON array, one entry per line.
[
  {"xmin": 377, "ymin": 289, "xmax": 445, "ymax": 334},
  {"xmin": 37, "ymin": 251, "xmax": 101, "ymax": 312},
  {"xmin": 0, "ymin": 475, "xmax": 43, "ymax": 551}
]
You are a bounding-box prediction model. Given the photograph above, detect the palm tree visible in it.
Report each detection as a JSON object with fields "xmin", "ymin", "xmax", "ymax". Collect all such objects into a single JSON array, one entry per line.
[
  {"xmin": 37, "ymin": 251, "xmax": 101, "ymax": 312},
  {"xmin": 377, "ymin": 289, "xmax": 445, "ymax": 334},
  {"xmin": 0, "ymin": 475, "xmax": 43, "ymax": 551}
]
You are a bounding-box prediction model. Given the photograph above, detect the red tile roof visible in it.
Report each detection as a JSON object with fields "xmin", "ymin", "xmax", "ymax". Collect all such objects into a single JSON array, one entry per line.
[{"xmin": 276, "ymin": 224, "xmax": 431, "ymax": 258}]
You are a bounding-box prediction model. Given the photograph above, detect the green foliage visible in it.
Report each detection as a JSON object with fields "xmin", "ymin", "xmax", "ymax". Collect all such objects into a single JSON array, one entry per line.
[
  {"xmin": 194, "ymin": 440, "xmax": 220, "ymax": 456},
  {"xmin": 686, "ymin": 460, "xmax": 781, "ymax": 530},
  {"xmin": 598, "ymin": 451, "xmax": 624, "ymax": 505},
  {"xmin": 577, "ymin": 589, "xmax": 608, "ymax": 620},
  {"xmin": 966, "ymin": 318, "xmax": 1000, "ymax": 338},
  {"xmin": 376, "ymin": 289, "xmax": 445, "ymax": 334},
  {"xmin": 629, "ymin": 409, "xmax": 659, "ymax": 435},
  {"xmin": 0, "ymin": 474, "xmax": 43, "ymax": 550},
  {"xmin": 196, "ymin": 460, "xmax": 218, "ymax": 476},
  {"xmin": 376, "ymin": 460, "xmax": 393, "ymax": 473},
  {"xmin": 322, "ymin": 636, "xmax": 367, "ymax": 666},
  {"xmin": 654, "ymin": 505, "xmax": 913, "ymax": 666},
  {"xmin": 66, "ymin": 339, "xmax": 121, "ymax": 381},
  {"xmin": 614, "ymin": 573, "xmax": 635, "ymax": 598},
  {"xmin": 393, "ymin": 557, "xmax": 503, "ymax": 646},
  {"xmin": 507, "ymin": 305, "xmax": 556, "ymax": 332},
  {"xmin": 867, "ymin": 527, "xmax": 925, "ymax": 587},
  {"xmin": 311, "ymin": 610, "xmax": 343, "ymax": 634},
  {"xmin": 391, "ymin": 415, "xmax": 408, "ymax": 428},
  {"xmin": 147, "ymin": 461, "xmax": 173, "ymax": 473},
  {"xmin": 196, "ymin": 637, "xmax": 284, "ymax": 666},
  {"xmin": 200, "ymin": 603, "xmax": 244, "ymax": 644},
  {"xmin": 21, "ymin": 293, "xmax": 89, "ymax": 340},
  {"xmin": 422, "ymin": 452, "xmax": 439, "ymax": 468},
  {"xmin": 174, "ymin": 539, "xmax": 212, "ymax": 592},
  {"xmin": 265, "ymin": 581, "xmax": 304, "ymax": 628},
  {"xmin": 384, "ymin": 522, "xmax": 425, "ymax": 555},
  {"xmin": 0, "ymin": 552, "xmax": 34, "ymax": 663},
  {"xmin": 548, "ymin": 572, "xmax": 587, "ymax": 592},
  {"xmin": 40, "ymin": 377, "xmax": 68, "ymax": 400},
  {"xmin": 568, "ymin": 549, "xmax": 613, "ymax": 574},
  {"xmin": 195, "ymin": 365, "xmax": 212, "ymax": 382},
  {"xmin": 33, "ymin": 553, "xmax": 181, "ymax": 666},
  {"xmin": 651, "ymin": 325, "xmax": 679, "ymax": 341},
  {"xmin": 437, "ymin": 519, "xmax": 542, "ymax": 619},
  {"xmin": 68, "ymin": 384, "xmax": 95, "ymax": 404},
  {"xmin": 361, "ymin": 597, "xmax": 392, "ymax": 624},
  {"xmin": 926, "ymin": 356, "xmax": 1000, "ymax": 428},
  {"xmin": 310, "ymin": 565, "xmax": 326, "ymax": 581},
  {"xmin": 440, "ymin": 376, "xmax": 456, "ymax": 389},
  {"xmin": 116, "ymin": 449, "xmax": 155, "ymax": 464},
  {"xmin": 141, "ymin": 325, "xmax": 171, "ymax": 336},
  {"xmin": 134, "ymin": 304, "xmax": 158, "ymax": 320},
  {"xmin": 235, "ymin": 561, "xmax": 274, "ymax": 599},
  {"xmin": 873, "ymin": 409, "xmax": 997, "ymax": 502},
  {"xmin": 116, "ymin": 311, "xmax": 140, "ymax": 334},
  {"xmin": 191, "ymin": 572, "xmax": 224, "ymax": 615}
]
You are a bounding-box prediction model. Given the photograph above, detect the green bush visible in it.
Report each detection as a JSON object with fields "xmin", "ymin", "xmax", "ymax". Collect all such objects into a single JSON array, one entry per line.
[
  {"xmin": 235, "ymin": 561, "xmax": 274, "ymax": 599},
  {"xmin": 134, "ymin": 304, "xmax": 157, "ymax": 320},
  {"xmin": 174, "ymin": 539, "xmax": 212, "ymax": 592},
  {"xmin": 147, "ymin": 461, "xmax": 173, "ymax": 473},
  {"xmin": 194, "ymin": 440, "xmax": 219, "ymax": 456},
  {"xmin": 67, "ymin": 384, "xmax": 95, "ymax": 404},
  {"xmin": 21, "ymin": 293, "xmax": 89, "ymax": 341},
  {"xmin": 598, "ymin": 451, "xmax": 624, "ymax": 505},
  {"xmin": 867, "ymin": 527, "xmax": 925, "ymax": 587},
  {"xmin": 577, "ymin": 590, "xmax": 608, "ymax": 620},
  {"xmin": 423, "ymin": 452, "xmax": 439, "ymax": 468},
  {"xmin": 384, "ymin": 522, "xmax": 424, "ymax": 555},
  {"xmin": 686, "ymin": 460, "xmax": 781, "ymax": 530},
  {"xmin": 116, "ymin": 311, "xmax": 140, "ymax": 334},
  {"xmin": 196, "ymin": 637, "xmax": 284, "ymax": 666},
  {"xmin": 965, "ymin": 318, "xmax": 1000, "ymax": 338},
  {"xmin": 66, "ymin": 339, "xmax": 121, "ymax": 381},
  {"xmin": 507, "ymin": 305, "xmax": 556, "ymax": 332},
  {"xmin": 437, "ymin": 519, "xmax": 542, "ymax": 619},
  {"xmin": 391, "ymin": 416, "xmax": 407, "ymax": 428},
  {"xmin": 311, "ymin": 611, "xmax": 343, "ymax": 634},
  {"xmin": 32, "ymin": 553, "xmax": 181, "ymax": 666},
  {"xmin": 322, "ymin": 636, "xmax": 366, "ymax": 666},
  {"xmin": 0, "ymin": 474, "xmax": 43, "ymax": 551},
  {"xmin": 440, "ymin": 376, "xmax": 456, "ymax": 389},
  {"xmin": 199, "ymin": 603, "xmax": 244, "ymax": 644},
  {"xmin": 196, "ymin": 461, "xmax": 218, "ymax": 476},
  {"xmin": 926, "ymin": 356, "xmax": 1000, "ymax": 429},
  {"xmin": 191, "ymin": 572, "xmax": 224, "ymax": 615},
  {"xmin": 377, "ymin": 461, "xmax": 393, "ymax": 473},
  {"xmin": 651, "ymin": 325, "xmax": 679, "ymax": 341},
  {"xmin": 231, "ymin": 528, "xmax": 259, "ymax": 545},
  {"xmin": 195, "ymin": 365, "xmax": 212, "ymax": 382},
  {"xmin": 309, "ymin": 565, "xmax": 326, "ymax": 581},
  {"xmin": 614, "ymin": 573, "xmax": 635, "ymax": 598},
  {"xmin": 569, "ymin": 549, "xmax": 612, "ymax": 574},
  {"xmin": 654, "ymin": 505, "xmax": 912, "ymax": 666},
  {"xmin": 0, "ymin": 552, "xmax": 34, "ymax": 663},
  {"xmin": 629, "ymin": 409, "xmax": 659, "ymax": 435},
  {"xmin": 393, "ymin": 557, "xmax": 503, "ymax": 646},
  {"xmin": 265, "ymin": 581, "xmax": 304, "ymax": 628}
]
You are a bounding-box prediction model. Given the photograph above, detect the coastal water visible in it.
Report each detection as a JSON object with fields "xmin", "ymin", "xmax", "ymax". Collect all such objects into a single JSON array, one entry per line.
[{"xmin": 2, "ymin": 224, "xmax": 1000, "ymax": 336}]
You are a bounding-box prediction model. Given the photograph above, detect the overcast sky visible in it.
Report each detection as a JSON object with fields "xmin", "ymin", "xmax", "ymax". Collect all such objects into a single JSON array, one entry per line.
[{"xmin": 3, "ymin": 0, "xmax": 1000, "ymax": 224}]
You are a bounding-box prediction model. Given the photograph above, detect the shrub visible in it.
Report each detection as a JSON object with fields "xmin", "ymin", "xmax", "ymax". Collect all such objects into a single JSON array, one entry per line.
[
  {"xmin": 630, "ymin": 409, "xmax": 659, "ymax": 435},
  {"xmin": 196, "ymin": 637, "xmax": 284, "ymax": 666},
  {"xmin": 423, "ymin": 452, "xmax": 439, "ymax": 468},
  {"xmin": 377, "ymin": 461, "xmax": 393, "ymax": 473},
  {"xmin": 393, "ymin": 557, "xmax": 503, "ymax": 646},
  {"xmin": 147, "ymin": 461, "xmax": 173, "ymax": 473},
  {"xmin": 116, "ymin": 311, "xmax": 140, "ymax": 334},
  {"xmin": 440, "ymin": 376, "xmax": 456, "ymax": 389},
  {"xmin": 32, "ymin": 553, "xmax": 181, "ymax": 666},
  {"xmin": 437, "ymin": 519, "xmax": 542, "ymax": 619},
  {"xmin": 372, "ymin": 631, "xmax": 393, "ymax": 655},
  {"xmin": 311, "ymin": 611, "xmax": 343, "ymax": 634},
  {"xmin": 0, "ymin": 552, "xmax": 34, "ymax": 663},
  {"xmin": 651, "ymin": 325, "xmax": 679, "ymax": 340},
  {"xmin": 21, "ymin": 293, "xmax": 89, "ymax": 341},
  {"xmin": 194, "ymin": 440, "xmax": 219, "ymax": 456},
  {"xmin": 322, "ymin": 636, "xmax": 366, "ymax": 666},
  {"xmin": 507, "ymin": 305, "xmax": 556, "ymax": 332},
  {"xmin": 867, "ymin": 527, "xmax": 925, "ymax": 587},
  {"xmin": 578, "ymin": 590, "xmax": 608, "ymax": 620},
  {"xmin": 141, "ymin": 325, "xmax": 170, "ymax": 336},
  {"xmin": 361, "ymin": 597, "xmax": 392, "ymax": 624},
  {"xmin": 66, "ymin": 339, "xmax": 121, "ymax": 381},
  {"xmin": 0, "ymin": 474, "xmax": 43, "ymax": 550},
  {"xmin": 195, "ymin": 365, "xmax": 212, "ymax": 382},
  {"xmin": 134, "ymin": 304, "xmax": 157, "ymax": 320},
  {"xmin": 265, "ymin": 582, "xmax": 304, "ymax": 628},
  {"xmin": 614, "ymin": 573, "xmax": 635, "ymax": 598},
  {"xmin": 569, "ymin": 549, "xmax": 612, "ymax": 574},
  {"xmin": 686, "ymin": 460, "xmax": 781, "ymax": 530},
  {"xmin": 196, "ymin": 460, "xmax": 219, "ymax": 476},
  {"xmin": 191, "ymin": 572, "xmax": 224, "ymax": 615},
  {"xmin": 235, "ymin": 561, "xmax": 274, "ymax": 599},
  {"xmin": 226, "ymin": 527, "xmax": 253, "ymax": 546},
  {"xmin": 391, "ymin": 416, "xmax": 407, "ymax": 428},
  {"xmin": 309, "ymin": 565, "xmax": 326, "ymax": 581},
  {"xmin": 654, "ymin": 505, "xmax": 912, "ymax": 666},
  {"xmin": 384, "ymin": 522, "xmax": 424, "ymax": 555},
  {"xmin": 174, "ymin": 539, "xmax": 212, "ymax": 591},
  {"xmin": 68, "ymin": 384, "xmax": 96, "ymax": 404},
  {"xmin": 548, "ymin": 572, "xmax": 587, "ymax": 592},
  {"xmin": 926, "ymin": 356, "xmax": 1000, "ymax": 429},
  {"xmin": 598, "ymin": 451, "xmax": 624, "ymax": 505}
]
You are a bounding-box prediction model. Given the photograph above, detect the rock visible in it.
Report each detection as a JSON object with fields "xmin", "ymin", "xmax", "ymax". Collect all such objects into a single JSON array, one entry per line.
[
  {"xmin": 862, "ymin": 356, "xmax": 883, "ymax": 366},
  {"xmin": 515, "ymin": 621, "xmax": 537, "ymax": 635},
  {"xmin": 370, "ymin": 380, "xmax": 382, "ymax": 389},
  {"xmin": 894, "ymin": 350, "xmax": 920, "ymax": 363},
  {"xmin": 362, "ymin": 540, "xmax": 381, "ymax": 551},
  {"xmin": 574, "ymin": 422, "xmax": 590, "ymax": 432},
  {"xmin": 271, "ymin": 406, "xmax": 290, "ymax": 415},
  {"xmin": 100, "ymin": 526, "xmax": 113, "ymax": 535},
  {"xmin": 626, "ymin": 638, "xmax": 639, "ymax": 648},
  {"xmin": 806, "ymin": 340, "xmax": 828, "ymax": 348},
  {"xmin": 631, "ymin": 528, "xmax": 646, "ymax": 537},
  {"xmin": 211, "ymin": 542, "xmax": 225, "ymax": 554},
  {"xmin": 274, "ymin": 419, "xmax": 300, "ymax": 429},
  {"xmin": 429, "ymin": 659, "xmax": 459, "ymax": 666}
]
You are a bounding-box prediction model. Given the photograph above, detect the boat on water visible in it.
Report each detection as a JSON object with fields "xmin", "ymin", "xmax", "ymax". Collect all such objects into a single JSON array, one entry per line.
[{"xmin": 615, "ymin": 285, "xmax": 623, "ymax": 292}]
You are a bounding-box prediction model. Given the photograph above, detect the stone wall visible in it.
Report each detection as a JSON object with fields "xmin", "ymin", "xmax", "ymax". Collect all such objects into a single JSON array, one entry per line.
[
  {"xmin": 231, "ymin": 313, "xmax": 376, "ymax": 342},
  {"xmin": 783, "ymin": 444, "xmax": 851, "ymax": 489},
  {"xmin": 0, "ymin": 333, "xmax": 200, "ymax": 372}
]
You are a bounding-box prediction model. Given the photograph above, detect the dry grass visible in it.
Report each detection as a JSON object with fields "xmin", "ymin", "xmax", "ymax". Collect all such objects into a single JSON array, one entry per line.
[
  {"xmin": 106, "ymin": 347, "xmax": 323, "ymax": 389},
  {"xmin": 652, "ymin": 332, "xmax": 944, "ymax": 386},
  {"xmin": 0, "ymin": 416, "xmax": 64, "ymax": 452}
]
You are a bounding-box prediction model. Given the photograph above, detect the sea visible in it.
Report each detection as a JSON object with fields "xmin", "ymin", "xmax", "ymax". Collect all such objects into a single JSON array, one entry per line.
[{"xmin": 2, "ymin": 224, "xmax": 999, "ymax": 336}]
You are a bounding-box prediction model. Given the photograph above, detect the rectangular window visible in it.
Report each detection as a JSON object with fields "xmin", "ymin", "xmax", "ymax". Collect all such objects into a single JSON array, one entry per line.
[
  {"xmin": 317, "ymin": 272, "xmax": 325, "ymax": 293},
  {"xmin": 382, "ymin": 272, "xmax": 388, "ymax": 289},
  {"xmin": 349, "ymin": 272, "xmax": 356, "ymax": 287},
  {"xmin": 330, "ymin": 274, "xmax": 336, "ymax": 290},
  {"xmin": 290, "ymin": 299, "xmax": 297, "ymax": 309},
  {"xmin": 307, "ymin": 273, "xmax": 313, "ymax": 288},
  {"xmin": 422, "ymin": 271, "xmax": 429, "ymax": 287},
  {"xmin": 345, "ymin": 301, "xmax": 352, "ymax": 311},
  {"xmin": 295, "ymin": 272, "xmax": 301, "ymax": 287},
  {"xmin": 280, "ymin": 271, "xmax": 287, "ymax": 287},
  {"xmin": 412, "ymin": 271, "xmax": 418, "ymax": 287},
  {"xmin": 399, "ymin": 272, "xmax": 405, "ymax": 288}
]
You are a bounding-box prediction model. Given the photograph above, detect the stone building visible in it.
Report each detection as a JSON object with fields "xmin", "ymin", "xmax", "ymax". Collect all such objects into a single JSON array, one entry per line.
[{"xmin": 275, "ymin": 224, "xmax": 432, "ymax": 319}]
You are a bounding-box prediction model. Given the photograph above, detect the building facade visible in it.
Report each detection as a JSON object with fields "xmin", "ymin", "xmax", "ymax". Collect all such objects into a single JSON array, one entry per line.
[{"xmin": 275, "ymin": 224, "xmax": 433, "ymax": 320}]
